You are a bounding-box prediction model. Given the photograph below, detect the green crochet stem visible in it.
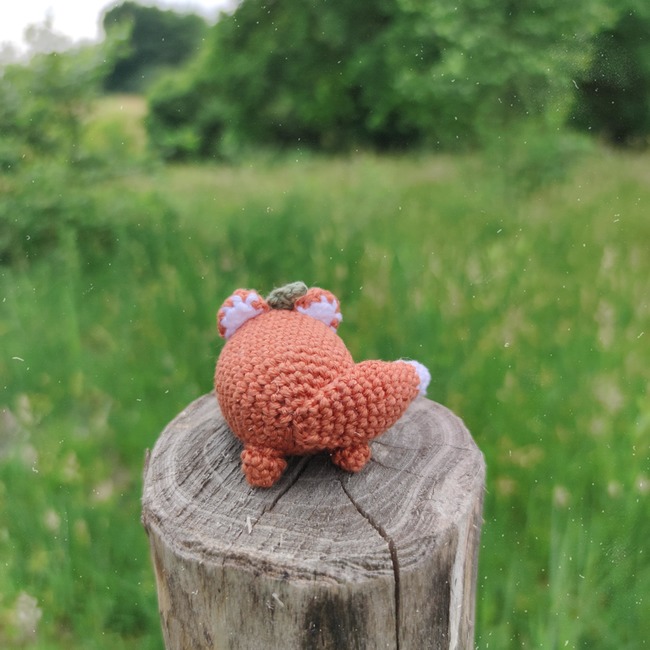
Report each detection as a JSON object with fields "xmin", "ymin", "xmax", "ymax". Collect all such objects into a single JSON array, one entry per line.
[{"xmin": 266, "ymin": 281, "xmax": 308, "ymax": 310}]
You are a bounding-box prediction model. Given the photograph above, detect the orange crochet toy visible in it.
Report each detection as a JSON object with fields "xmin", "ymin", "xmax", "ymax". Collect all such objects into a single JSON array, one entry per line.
[{"xmin": 214, "ymin": 283, "xmax": 431, "ymax": 487}]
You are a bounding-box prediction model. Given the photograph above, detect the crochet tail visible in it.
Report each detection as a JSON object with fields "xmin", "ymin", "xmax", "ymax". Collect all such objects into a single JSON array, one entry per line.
[{"xmin": 292, "ymin": 360, "xmax": 422, "ymax": 452}]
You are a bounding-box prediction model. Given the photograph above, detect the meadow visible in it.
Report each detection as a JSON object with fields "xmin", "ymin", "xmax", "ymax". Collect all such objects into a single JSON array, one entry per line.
[{"xmin": 0, "ymin": 98, "xmax": 649, "ymax": 648}]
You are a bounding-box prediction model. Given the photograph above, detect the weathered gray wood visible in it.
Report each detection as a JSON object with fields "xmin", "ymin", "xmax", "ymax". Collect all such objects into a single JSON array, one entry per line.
[{"xmin": 142, "ymin": 394, "xmax": 485, "ymax": 650}]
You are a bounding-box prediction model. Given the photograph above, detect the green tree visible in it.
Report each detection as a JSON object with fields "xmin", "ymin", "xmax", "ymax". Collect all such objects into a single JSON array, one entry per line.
[
  {"xmin": 147, "ymin": 0, "xmax": 612, "ymax": 159},
  {"xmin": 102, "ymin": 1, "xmax": 208, "ymax": 93},
  {"xmin": 571, "ymin": 2, "xmax": 650, "ymax": 145}
]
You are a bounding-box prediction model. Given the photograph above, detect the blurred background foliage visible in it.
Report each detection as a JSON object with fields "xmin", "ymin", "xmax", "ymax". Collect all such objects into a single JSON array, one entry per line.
[
  {"xmin": 144, "ymin": 0, "xmax": 650, "ymax": 158},
  {"xmin": 102, "ymin": 1, "xmax": 209, "ymax": 93},
  {"xmin": 1, "ymin": 1, "xmax": 649, "ymax": 648}
]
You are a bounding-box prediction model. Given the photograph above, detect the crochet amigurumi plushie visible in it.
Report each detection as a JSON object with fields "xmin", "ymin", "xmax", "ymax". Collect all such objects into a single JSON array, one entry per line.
[{"xmin": 214, "ymin": 282, "xmax": 431, "ymax": 488}]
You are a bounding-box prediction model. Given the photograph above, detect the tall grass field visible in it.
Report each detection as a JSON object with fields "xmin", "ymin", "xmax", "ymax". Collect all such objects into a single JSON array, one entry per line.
[{"xmin": 1, "ymin": 98, "xmax": 648, "ymax": 648}]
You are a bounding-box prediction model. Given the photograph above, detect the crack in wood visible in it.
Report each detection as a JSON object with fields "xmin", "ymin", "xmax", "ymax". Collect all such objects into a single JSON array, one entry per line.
[
  {"xmin": 373, "ymin": 439, "xmax": 445, "ymax": 452},
  {"xmin": 339, "ymin": 477, "xmax": 401, "ymax": 650},
  {"xmin": 265, "ymin": 457, "xmax": 312, "ymax": 513},
  {"xmin": 370, "ymin": 456, "xmax": 423, "ymax": 478},
  {"xmin": 373, "ymin": 436, "xmax": 476, "ymax": 453},
  {"xmin": 229, "ymin": 457, "xmax": 313, "ymax": 541},
  {"xmin": 221, "ymin": 457, "xmax": 313, "ymax": 544}
]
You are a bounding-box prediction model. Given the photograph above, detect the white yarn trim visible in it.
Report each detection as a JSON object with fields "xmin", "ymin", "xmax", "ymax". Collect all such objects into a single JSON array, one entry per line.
[
  {"xmin": 220, "ymin": 292, "xmax": 265, "ymax": 339},
  {"xmin": 400, "ymin": 360, "xmax": 431, "ymax": 396},
  {"xmin": 296, "ymin": 295, "xmax": 343, "ymax": 330}
]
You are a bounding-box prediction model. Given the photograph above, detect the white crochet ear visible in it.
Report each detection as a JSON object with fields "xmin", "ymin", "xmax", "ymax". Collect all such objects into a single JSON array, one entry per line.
[
  {"xmin": 217, "ymin": 290, "xmax": 269, "ymax": 339},
  {"xmin": 295, "ymin": 289, "xmax": 343, "ymax": 331}
]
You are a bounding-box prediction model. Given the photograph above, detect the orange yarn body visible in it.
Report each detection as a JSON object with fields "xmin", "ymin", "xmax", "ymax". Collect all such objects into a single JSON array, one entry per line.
[{"xmin": 214, "ymin": 287, "xmax": 424, "ymax": 487}]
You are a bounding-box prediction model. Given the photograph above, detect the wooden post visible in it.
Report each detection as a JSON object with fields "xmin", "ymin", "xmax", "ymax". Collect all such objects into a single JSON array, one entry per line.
[{"xmin": 142, "ymin": 394, "xmax": 485, "ymax": 650}]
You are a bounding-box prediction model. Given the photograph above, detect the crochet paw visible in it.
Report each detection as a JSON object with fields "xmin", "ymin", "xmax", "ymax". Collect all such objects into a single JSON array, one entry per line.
[
  {"xmin": 331, "ymin": 443, "xmax": 371, "ymax": 473},
  {"xmin": 217, "ymin": 289, "xmax": 269, "ymax": 339},
  {"xmin": 294, "ymin": 287, "xmax": 343, "ymax": 331},
  {"xmin": 241, "ymin": 446, "xmax": 288, "ymax": 488}
]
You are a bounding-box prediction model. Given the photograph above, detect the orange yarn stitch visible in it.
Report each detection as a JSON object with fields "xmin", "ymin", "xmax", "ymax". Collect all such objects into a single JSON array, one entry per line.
[{"xmin": 214, "ymin": 285, "xmax": 429, "ymax": 487}]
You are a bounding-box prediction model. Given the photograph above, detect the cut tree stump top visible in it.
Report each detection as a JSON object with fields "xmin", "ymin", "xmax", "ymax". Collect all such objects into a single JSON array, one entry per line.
[{"xmin": 142, "ymin": 393, "xmax": 485, "ymax": 649}]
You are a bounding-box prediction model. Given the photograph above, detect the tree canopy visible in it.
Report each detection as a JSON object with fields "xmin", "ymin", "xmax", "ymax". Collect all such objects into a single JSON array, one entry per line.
[
  {"xmin": 147, "ymin": 0, "xmax": 625, "ymax": 159},
  {"xmin": 571, "ymin": 1, "xmax": 650, "ymax": 145},
  {"xmin": 102, "ymin": 1, "xmax": 208, "ymax": 92}
]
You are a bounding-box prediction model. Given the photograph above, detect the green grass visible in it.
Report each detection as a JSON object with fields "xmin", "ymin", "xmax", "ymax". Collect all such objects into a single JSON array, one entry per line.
[{"xmin": 1, "ymin": 110, "xmax": 649, "ymax": 648}]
